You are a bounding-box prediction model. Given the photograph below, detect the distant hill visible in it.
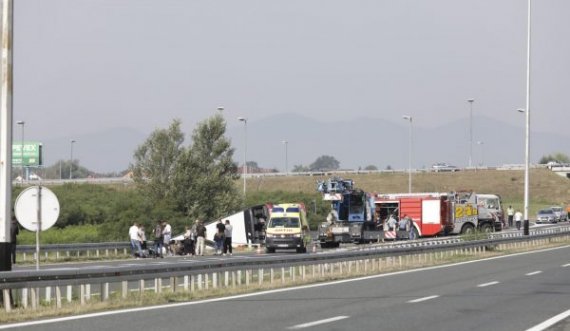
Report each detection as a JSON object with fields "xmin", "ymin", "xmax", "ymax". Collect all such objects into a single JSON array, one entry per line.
[{"xmin": 38, "ymin": 113, "xmax": 570, "ymax": 174}]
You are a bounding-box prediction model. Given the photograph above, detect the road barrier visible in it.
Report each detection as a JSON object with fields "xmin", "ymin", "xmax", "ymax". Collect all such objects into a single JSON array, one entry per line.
[{"xmin": 2, "ymin": 227, "xmax": 570, "ymax": 313}]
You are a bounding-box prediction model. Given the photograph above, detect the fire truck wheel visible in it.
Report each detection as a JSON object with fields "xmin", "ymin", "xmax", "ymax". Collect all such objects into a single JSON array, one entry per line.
[{"xmin": 461, "ymin": 223, "xmax": 475, "ymax": 234}]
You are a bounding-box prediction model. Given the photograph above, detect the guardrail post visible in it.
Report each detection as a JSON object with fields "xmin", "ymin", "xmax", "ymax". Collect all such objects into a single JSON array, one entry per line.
[
  {"xmin": 245, "ymin": 270, "xmax": 250, "ymax": 287},
  {"xmin": 258, "ymin": 269, "xmax": 263, "ymax": 286},
  {"xmin": 80, "ymin": 285, "xmax": 85, "ymax": 306},
  {"xmin": 191, "ymin": 275, "xmax": 195, "ymax": 292},
  {"xmin": 184, "ymin": 275, "xmax": 189, "ymax": 291},
  {"xmin": 21, "ymin": 288, "xmax": 28, "ymax": 308},
  {"xmin": 2, "ymin": 289, "xmax": 11, "ymax": 312},
  {"xmin": 281, "ymin": 267, "xmax": 285, "ymax": 284},
  {"xmin": 205, "ymin": 274, "xmax": 210, "ymax": 290},
  {"xmin": 232, "ymin": 271, "xmax": 236, "ymax": 288},
  {"xmin": 86, "ymin": 284, "xmax": 91, "ymax": 301},
  {"xmin": 290, "ymin": 267, "xmax": 295, "ymax": 282},
  {"xmin": 237, "ymin": 270, "xmax": 242, "ymax": 286},
  {"xmin": 139, "ymin": 279, "xmax": 145, "ymax": 296},
  {"xmin": 170, "ymin": 276, "xmax": 177, "ymax": 292},
  {"xmin": 224, "ymin": 271, "xmax": 229, "ymax": 288},
  {"xmin": 46, "ymin": 286, "xmax": 52, "ymax": 304},
  {"xmin": 302, "ymin": 266, "xmax": 306, "ymax": 280},
  {"xmin": 198, "ymin": 274, "xmax": 203, "ymax": 290},
  {"xmin": 213, "ymin": 273, "xmax": 218, "ymax": 289},
  {"xmin": 54, "ymin": 286, "xmax": 62, "ymax": 308},
  {"xmin": 101, "ymin": 283, "xmax": 109, "ymax": 301},
  {"xmin": 56, "ymin": 251, "xmax": 60, "ymax": 261},
  {"xmin": 122, "ymin": 281, "xmax": 128, "ymax": 299}
]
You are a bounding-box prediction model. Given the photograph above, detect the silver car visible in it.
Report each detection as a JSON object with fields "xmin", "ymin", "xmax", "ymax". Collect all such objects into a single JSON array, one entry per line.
[
  {"xmin": 550, "ymin": 206, "xmax": 567, "ymax": 222},
  {"xmin": 536, "ymin": 208, "xmax": 557, "ymax": 224}
]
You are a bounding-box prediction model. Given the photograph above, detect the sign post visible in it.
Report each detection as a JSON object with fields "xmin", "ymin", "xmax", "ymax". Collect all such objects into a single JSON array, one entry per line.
[{"xmin": 14, "ymin": 186, "xmax": 60, "ymax": 270}]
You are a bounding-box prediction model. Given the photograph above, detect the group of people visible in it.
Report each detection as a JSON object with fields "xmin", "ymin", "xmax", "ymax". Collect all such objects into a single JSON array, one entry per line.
[
  {"xmin": 506, "ymin": 205, "xmax": 524, "ymax": 230},
  {"xmin": 129, "ymin": 219, "xmax": 233, "ymax": 258},
  {"xmin": 386, "ymin": 213, "xmax": 416, "ymax": 240}
]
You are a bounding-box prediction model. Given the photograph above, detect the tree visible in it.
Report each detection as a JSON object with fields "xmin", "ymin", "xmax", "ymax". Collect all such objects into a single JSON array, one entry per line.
[
  {"xmin": 130, "ymin": 119, "xmax": 184, "ymax": 201},
  {"xmin": 171, "ymin": 113, "xmax": 241, "ymax": 220},
  {"xmin": 309, "ymin": 155, "xmax": 340, "ymax": 171},
  {"xmin": 539, "ymin": 153, "xmax": 570, "ymax": 164},
  {"xmin": 364, "ymin": 165, "xmax": 378, "ymax": 171}
]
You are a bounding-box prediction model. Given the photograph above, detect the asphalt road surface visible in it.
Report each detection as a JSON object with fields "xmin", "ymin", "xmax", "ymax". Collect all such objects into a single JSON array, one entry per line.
[{"xmin": 3, "ymin": 245, "xmax": 570, "ymax": 331}]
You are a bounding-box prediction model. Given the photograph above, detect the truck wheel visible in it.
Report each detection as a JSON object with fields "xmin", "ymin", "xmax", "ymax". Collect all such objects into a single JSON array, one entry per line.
[
  {"xmin": 265, "ymin": 247, "xmax": 275, "ymax": 253},
  {"xmin": 461, "ymin": 224, "xmax": 475, "ymax": 234},
  {"xmin": 320, "ymin": 243, "xmax": 329, "ymax": 249},
  {"xmin": 480, "ymin": 223, "xmax": 493, "ymax": 233}
]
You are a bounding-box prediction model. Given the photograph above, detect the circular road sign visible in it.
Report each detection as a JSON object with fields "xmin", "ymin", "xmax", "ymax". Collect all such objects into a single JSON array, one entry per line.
[{"xmin": 14, "ymin": 186, "xmax": 60, "ymax": 231}]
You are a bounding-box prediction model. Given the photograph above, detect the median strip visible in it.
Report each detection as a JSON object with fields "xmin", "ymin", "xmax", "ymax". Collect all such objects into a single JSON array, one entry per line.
[{"xmin": 288, "ymin": 316, "xmax": 350, "ymax": 329}]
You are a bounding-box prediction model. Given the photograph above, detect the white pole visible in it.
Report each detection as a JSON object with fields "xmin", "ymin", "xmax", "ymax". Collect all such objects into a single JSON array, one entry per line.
[
  {"xmin": 0, "ymin": 0, "xmax": 14, "ymax": 272},
  {"xmin": 403, "ymin": 115, "xmax": 412, "ymax": 193},
  {"xmin": 282, "ymin": 140, "xmax": 288, "ymax": 176},
  {"xmin": 237, "ymin": 117, "xmax": 247, "ymax": 196},
  {"xmin": 523, "ymin": 0, "xmax": 532, "ymax": 235},
  {"xmin": 467, "ymin": 99, "xmax": 474, "ymax": 168}
]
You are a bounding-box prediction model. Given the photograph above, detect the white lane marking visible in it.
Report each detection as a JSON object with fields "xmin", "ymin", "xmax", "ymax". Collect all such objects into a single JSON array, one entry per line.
[
  {"xmin": 561, "ymin": 263, "xmax": 570, "ymax": 267},
  {"xmin": 526, "ymin": 271, "xmax": 542, "ymax": 276},
  {"xmin": 288, "ymin": 316, "xmax": 349, "ymax": 329},
  {"xmin": 408, "ymin": 295, "xmax": 439, "ymax": 303},
  {"xmin": 525, "ymin": 308, "xmax": 570, "ymax": 331},
  {"xmin": 477, "ymin": 281, "xmax": 500, "ymax": 287},
  {"xmin": 2, "ymin": 245, "xmax": 568, "ymax": 330}
]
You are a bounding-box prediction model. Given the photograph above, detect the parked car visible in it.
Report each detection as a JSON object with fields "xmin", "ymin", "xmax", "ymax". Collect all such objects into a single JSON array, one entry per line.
[
  {"xmin": 431, "ymin": 162, "xmax": 459, "ymax": 172},
  {"xmin": 536, "ymin": 208, "xmax": 557, "ymax": 224},
  {"xmin": 550, "ymin": 206, "xmax": 567, "ymax": 222}
]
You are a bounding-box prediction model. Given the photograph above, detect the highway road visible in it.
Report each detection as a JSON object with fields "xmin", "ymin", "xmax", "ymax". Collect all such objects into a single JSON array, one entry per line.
[{"xmin": 3, "ymin": 245, "xmax": 570, "ymax": 330}]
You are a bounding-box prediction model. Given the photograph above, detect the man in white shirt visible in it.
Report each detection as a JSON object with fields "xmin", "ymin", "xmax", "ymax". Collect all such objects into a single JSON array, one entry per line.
[
  {"xmin": 162, "ymin": 221, "xmax": 172, "ymax": 256},
  {"xmin": 514, "ymin": 210, "xmax": 523, "ymax": 230},
  {"xmin": 129, "ymin": 222, "xmax": 142, "ymax": 258}
]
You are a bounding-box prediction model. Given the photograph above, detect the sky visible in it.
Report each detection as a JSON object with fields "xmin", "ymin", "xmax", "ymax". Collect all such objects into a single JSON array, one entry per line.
[{"xmin": 10, "ymin": 0, "xmax": 570, "ymax": 172}]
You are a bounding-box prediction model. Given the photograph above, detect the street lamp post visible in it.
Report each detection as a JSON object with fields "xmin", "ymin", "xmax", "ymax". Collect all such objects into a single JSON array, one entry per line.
[
  {"xmin": 402, "ymin": 115, "xmax": 413, "ymax": 193},
  {"xmin": 467, "ymin": 99, "xmax": 474, "ymax": 168},
  {"xmin": 16, "ymin": 120, "xmax": 24, "ymax": 181},
  {"xmin": 282, "ymin": 140, "xmax": 288, "ymax": 176},
  {"xmin": 69, "ymin": 140, "xmax": 76, "ymax": 180},
  {"xmin": 476, "ymin": 141, "xmax": 484, "ymax": 167},
  {"xmin": 237, "ymin": 117, "xmax": 247, "ymax": 195}
]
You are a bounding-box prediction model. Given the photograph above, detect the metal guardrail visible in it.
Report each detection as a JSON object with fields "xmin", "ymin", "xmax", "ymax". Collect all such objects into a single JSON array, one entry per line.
[
  {"xmin": 1, "ymin": 227, "xmax": 569, "ymax": 313},
  {"xmin": 3, "ymin": 227, "xmax": 570, "ymax": 290}
]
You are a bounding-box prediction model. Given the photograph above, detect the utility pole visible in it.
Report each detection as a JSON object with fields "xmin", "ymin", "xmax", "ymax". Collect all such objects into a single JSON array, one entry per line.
[{"xmin": 0, "ymin": 0, "xmax": 14, "ymax": 273}]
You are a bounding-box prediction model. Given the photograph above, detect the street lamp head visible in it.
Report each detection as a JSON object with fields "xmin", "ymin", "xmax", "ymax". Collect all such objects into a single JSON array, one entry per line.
[
  {"xmin": 16, "ymin": 120, "xmax": 24, "ymax": 125},
  {"xmin": 237, "ymin": 117, "xmax": 247, "ymax": 123},
  {"xmin": 282, "ymin": 140, "xmax": 288, "ymax": 144},
  {"xmin": 467, "ymin": 99, "xmax": 474, "ymax": 103},
  {"xmin": 477, "ymin": 141, "xmax": 484, "ymax": 145},
  {"xmin": 517, "ymin": 108, "xmax": 525, "ymax": 113},
  {"xmin": 217, "ymin": 106, "xmax": 224, "ymax": 112},
  {"xmin": 402, "ymin": 115, "xmax": 412, "ymax": 121},
  {"xmin": 71, "ymin": 139, "xmax": 76, "ymax": 143}
]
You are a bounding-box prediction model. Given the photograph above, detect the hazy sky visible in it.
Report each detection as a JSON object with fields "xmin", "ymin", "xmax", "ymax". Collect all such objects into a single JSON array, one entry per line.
[{"xmin": 11, "ymin": 0, "xmax": 570, "ymax": 170}]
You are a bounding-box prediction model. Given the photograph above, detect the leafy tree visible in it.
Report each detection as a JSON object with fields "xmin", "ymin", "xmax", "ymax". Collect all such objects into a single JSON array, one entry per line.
[
  {"xmin": 364, "ymin": 165, "xmax": 378, "ymax": 171},
  {"xmin": 246, "ymin": 161, "xmax": 259, "ymax": 170},
  {"xmin": 309, "ymin": 155, "xmax": 340, "ymax": 171},
  {"xmin": 171, "ymin": 113, "xmax": 241, "ymax": 220},
  {"xmin": 539, "ymin": 153, "xmax": 570, "ymax": 164},
  {"xmin": 130, "ymin": 119, "xmax": 184, "ymax": 201}
]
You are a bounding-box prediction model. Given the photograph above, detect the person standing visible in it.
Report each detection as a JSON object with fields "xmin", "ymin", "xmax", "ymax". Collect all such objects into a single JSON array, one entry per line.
[
  {"xmin": 195, "ymin": 220, "xmax": 207, "ymax": 256},
  {"xmin": 215, "ymin": 220, "xmax": 225, "ymax": 255},
  {"xmin": 514, "ymin": 210, "xmax": 523, "ymax": 230},
  {"xmin": 223, "ymin": 220, "xmax": 233, "ymax": 256},
  {"xmin": 507, "ymin": 206, "xmax": 514, "ymax": 228},
  {"xmin": 153, "ymin": 221, "xmax": 164, "ymax": 258},
  {"xmin": 183, "ymin": 226, "xmax": 194, "ymax": 256},
  {"xmin": 138, "ymin": 224, "xmax": 147, "ymax": 253},
  {"xmin": 406, "ymin": 215, "xmax": 415, "ymax": 240},
  {"xmin": 10, "ymin": 216, "xmax": 19, "ymax": 264},
  {"xmin": 162, "ymin": 220, "xmax": 172, "ymax": 256},
  {"xmin": 129, "ymin": 221, "xmax": 142, "ymax": 258}
]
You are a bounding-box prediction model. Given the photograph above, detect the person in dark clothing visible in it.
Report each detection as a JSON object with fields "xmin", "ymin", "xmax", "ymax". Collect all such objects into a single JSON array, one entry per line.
[
  {"xmin": 223, "ymin": 220, "xmax": 233, "ymax": 255},
  {"xmin": 10, "ymin": 216, "xmax": 19, "ymax": 264},
  {"xmin": 214, "ymin": 220, "xmax": 226, "ymax": 255}
]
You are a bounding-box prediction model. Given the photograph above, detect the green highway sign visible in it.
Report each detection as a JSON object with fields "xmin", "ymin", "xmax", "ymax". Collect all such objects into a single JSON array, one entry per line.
[{"xmin": 12, "ymin": 142, "xmax": 43, "ymax": 167}]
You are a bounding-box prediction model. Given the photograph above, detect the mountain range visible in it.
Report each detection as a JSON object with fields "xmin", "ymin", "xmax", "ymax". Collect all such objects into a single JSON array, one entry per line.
[{"xmin": 38, "ymin": 114, "xmax": 569, "ymax": 174}]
